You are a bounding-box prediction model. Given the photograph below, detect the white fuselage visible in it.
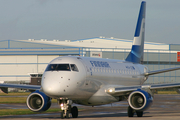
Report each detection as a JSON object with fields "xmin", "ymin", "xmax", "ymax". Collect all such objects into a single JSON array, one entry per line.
[{"xmin": 41, "ymin": 56, "xmax": 147, "ymax": 106}]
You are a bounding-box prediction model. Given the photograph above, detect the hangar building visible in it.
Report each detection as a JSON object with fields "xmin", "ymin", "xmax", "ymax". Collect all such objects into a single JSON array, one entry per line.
[{"xmin": 0, "ymin": 37, "xmax": 180, "ymax": 84}]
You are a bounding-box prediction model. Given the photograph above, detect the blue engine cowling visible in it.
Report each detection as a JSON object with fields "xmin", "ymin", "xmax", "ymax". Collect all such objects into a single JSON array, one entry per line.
[
  {"xmin": 128, "ymin": 89, "xmax": 153, "ymax": 111},
  {"xmin": 26, "ymin": 90, "xmax": 51, "ymax": 112}
]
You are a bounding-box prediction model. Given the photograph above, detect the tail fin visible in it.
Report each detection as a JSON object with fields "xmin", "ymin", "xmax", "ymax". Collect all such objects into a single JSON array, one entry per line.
[{"xmin": 125, "ymin": 1, "xmax": 146, "ymax": 64}]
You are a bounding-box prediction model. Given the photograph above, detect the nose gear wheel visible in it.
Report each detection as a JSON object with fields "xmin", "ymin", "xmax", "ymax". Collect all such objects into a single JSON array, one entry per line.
[{"xmin": 58, "ymin": 99, "xmax": 78, "ymax": 119}]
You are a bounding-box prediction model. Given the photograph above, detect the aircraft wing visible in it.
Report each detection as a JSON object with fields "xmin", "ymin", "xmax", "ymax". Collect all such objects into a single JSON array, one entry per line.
[
  {"xmin": 0, "ymin": 83, "xmax": 41, "ymax": 93},
  {"xmin": 106, "ymin": 83, "xmax": 180, "ymax": 97}
]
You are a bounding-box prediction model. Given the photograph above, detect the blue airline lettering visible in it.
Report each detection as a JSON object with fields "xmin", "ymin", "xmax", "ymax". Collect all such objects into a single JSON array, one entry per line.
[{"xmin": 90, "ymin": 61, "xmax": 110, "ymax": 68}]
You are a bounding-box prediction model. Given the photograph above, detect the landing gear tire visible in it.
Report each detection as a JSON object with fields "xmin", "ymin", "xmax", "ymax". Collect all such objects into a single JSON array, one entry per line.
[
  {"xmin": 136, "ymin": 111, "xmax": 143, "ymax": 117},
  {"xmin": 127, "ymin": 106, "xmax": 134, "ymax": 117},
  {"xmin": 66, "ymin": 110, "xmax": 70, "ymax": 118},
  {"xmin": 71, "ymin": 106, "xmax": 78, "ymax": 118},
  {"xmin": 61, "ymin": 110, "xmax": 64, "ymax": 119},
  {"xmin": 59, "ymin": 100, "xmax": 79, "ymax": 119},
  {"xmin": 61, "ymin": 110, "xmax": 70, "ymax": 119}
]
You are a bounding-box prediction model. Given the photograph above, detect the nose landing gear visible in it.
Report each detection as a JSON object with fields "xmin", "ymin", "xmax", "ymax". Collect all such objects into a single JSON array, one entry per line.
[{"xmin": 58, "ymin": 99, "xmax": 78, "ymax": 119}]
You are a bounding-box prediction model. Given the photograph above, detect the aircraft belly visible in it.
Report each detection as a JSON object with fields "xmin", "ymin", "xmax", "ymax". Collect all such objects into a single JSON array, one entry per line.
[
  {"xmin": 73, "ymin": 84, "xmax": 119, "ymax": 106},
  {"xmin": 67, "ymin": 80, "xmax": 100, "ymax": 100},
  {"xmin": 87, "ymin": 95, "xmax": 119, "ymax": 106}
]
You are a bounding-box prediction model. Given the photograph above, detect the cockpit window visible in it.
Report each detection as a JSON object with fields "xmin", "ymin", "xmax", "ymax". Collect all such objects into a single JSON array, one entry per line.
[
  {"xmin": 45, "ymin": 64, "xmax": 71, "ymax": 71},
  {"xmin": 70, "ymin": 64, "xmax": 79, "ymax": 72}
]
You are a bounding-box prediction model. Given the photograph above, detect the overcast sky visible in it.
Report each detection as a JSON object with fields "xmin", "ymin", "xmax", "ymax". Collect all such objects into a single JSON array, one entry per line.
[{"xmin": 0, "ymin": 0, "xmax": 179, "ymax": 44}]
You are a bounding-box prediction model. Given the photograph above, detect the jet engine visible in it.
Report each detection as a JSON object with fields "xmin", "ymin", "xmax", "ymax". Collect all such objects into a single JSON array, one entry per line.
[
  {"xmin": 26, "ymin": 90, "xmax": 51, "ymax": 112},
  {"xmin": 128, "ymin": 89, "xmax": 153, "ymax": 111}
]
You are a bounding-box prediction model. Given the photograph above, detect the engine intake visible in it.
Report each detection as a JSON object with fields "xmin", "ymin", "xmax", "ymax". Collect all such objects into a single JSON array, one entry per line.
[
  {"xmin": 128, "ymin": 89, "xmax": 153, "ymax": 111},
  {"xmin": 26, "ymin": 90, "xmax": 51, "ymax": 112}
]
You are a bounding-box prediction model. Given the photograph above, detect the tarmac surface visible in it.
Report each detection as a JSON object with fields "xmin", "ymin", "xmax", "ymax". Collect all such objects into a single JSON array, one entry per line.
[{"xmin": 1, "ymin": 94, "xmax": 180, "ymax": 120}]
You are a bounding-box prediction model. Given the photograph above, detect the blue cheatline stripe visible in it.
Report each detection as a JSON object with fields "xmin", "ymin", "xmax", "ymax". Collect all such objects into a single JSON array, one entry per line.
[
  {"xmin": 0, "ymin": 50, "xmax": 79, "ymax": 53},
  {"xmin": 134, "ymin": 1, "xmax": 146, "ymax": 37},
  {"xmin": 0, "ymin": 46, "xmax": 81, "ymax": 49},
  {"xmin": 0, "ymin": 53, "xmax": 79, "ymax": 55},
  {"xmin": 149, "ymin": 76, "xmax": 180, "ymax": 77},
  {"xmin": 0, "ymin": 75, "xmax": 30, "ymax": 77},
  {"xmin": 0, "ymin": 63, "xmax": 49, "ymax": 65}
]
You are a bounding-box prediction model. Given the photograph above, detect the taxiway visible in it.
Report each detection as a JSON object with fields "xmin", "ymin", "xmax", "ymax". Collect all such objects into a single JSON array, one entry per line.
[{"xmin": 1, "ymin": 94, "xmax": 180, "ymax": 120}]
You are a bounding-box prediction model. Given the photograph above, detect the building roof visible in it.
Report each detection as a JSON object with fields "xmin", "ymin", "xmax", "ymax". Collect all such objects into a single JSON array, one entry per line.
[
  {"xmin": 18, "ymin": 37, "xmax": 169, "ymax": 50},
  {"xmin": 0, "ymin": 37, "xmax": 179, "ymax": 55}
]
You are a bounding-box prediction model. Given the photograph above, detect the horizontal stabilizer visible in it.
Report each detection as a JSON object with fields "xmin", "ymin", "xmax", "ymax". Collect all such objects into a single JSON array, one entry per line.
[{"xmin": 144, "ymin": 67, "xmax": 180, "ymax": 76}]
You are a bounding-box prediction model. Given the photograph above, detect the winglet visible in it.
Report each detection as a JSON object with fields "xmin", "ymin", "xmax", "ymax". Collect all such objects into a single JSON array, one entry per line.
[{"xmin": 125, "ymin": 1, "xmax": 146, "ymax": 63}]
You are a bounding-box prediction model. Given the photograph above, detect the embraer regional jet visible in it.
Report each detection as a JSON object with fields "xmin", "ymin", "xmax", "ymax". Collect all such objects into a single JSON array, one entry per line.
[{"xmin": 1, "ymin": 1, "xmax": 180, "ymax": 118}]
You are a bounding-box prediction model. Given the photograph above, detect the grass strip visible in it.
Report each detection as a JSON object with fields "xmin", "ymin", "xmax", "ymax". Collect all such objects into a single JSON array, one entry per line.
[
  {"xmin": 0, "ymin": 92, "xmax": 30, "ymax": 96},
  {"xmin": 157, "ymin": 91, "xmax": 177, "ymax": 94},
  {"xmin": 0, "ymin": 97, "xmax": 57, "ymax": 104},
  {"xmin": 0, "ymin": 108, "xmax": 61, "ymax": 116},
  {"xmin": 0, "ymin": 97, "xmax": 27, "ymax": 103}
]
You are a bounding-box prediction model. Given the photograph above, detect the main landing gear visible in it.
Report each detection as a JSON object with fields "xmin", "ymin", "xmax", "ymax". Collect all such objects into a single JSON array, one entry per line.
[
  {"xmin": 127, "ymin": 106, "xmax": 143, "ymax": 117},
  {"xmin": 58, "ymin": 99, "xmax": 78, "ymax": 119}
]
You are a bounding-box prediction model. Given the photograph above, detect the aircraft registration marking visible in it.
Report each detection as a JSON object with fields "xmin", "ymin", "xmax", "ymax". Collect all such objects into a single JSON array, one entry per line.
[{"xmin": 126, "ymin": 66, "xmax": 135, "ymax": 70}]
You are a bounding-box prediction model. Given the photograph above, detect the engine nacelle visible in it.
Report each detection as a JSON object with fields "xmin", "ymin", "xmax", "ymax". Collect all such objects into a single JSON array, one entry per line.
[
  {"xmin": 128, "ymin": 89, "xmax": 153, "ymax": 111},
  {"xmin": 26, "ymin": 90, "xmax": 51, "ymax": 112}
]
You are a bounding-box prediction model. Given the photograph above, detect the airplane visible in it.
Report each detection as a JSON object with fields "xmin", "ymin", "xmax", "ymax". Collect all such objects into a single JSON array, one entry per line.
[{"xmin": 1, "ymin": 1, "xmax": 180, "ymax": 119}]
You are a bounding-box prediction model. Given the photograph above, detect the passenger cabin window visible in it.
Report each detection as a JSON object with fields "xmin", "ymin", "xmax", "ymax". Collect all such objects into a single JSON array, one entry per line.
[
  {"xmin": 70, "ymin": 64, "xmax": 79, "ymax": 72},
  {"xmin": 45, "ymin": 64, "xmax": 71, "ymax": 71}
]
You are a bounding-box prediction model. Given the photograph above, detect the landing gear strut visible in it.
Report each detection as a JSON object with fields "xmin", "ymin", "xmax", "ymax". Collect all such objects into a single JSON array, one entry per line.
[
  {"xmin": 58, "ymin": 99, "xmax": 78, "ymax": 119},
  {"xmin": 127, "ymin": 106, "xmax": 143, "ymax": 117}
]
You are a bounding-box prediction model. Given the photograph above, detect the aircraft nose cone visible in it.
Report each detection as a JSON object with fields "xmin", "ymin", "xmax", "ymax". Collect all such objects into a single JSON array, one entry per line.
[
  {"xmin": 42, "ymin": 81, "xmax": 59, "ymax": 96},
  {"xmin": 41, "ymin": 72, "xmax": 77, "ymax": 98},
  {"xmin": 41, "ymin": 74, "xmax": 59, "ymax": 96},
  {"xmin": 41, "ymin": 80, "xmax": 53, "ymax": 95}
]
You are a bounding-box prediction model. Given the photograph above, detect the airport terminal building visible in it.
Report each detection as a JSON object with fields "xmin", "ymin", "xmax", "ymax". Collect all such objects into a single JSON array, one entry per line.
[{"xmin": 0, "ymin": 37, "xmax": 180, "ymax": 85}]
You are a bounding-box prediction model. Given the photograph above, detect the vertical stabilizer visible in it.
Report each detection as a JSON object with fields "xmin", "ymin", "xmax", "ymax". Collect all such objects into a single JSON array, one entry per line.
[{"xmin": 125, "ymin": 1, "xmax": 146, "ymax": 64}]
